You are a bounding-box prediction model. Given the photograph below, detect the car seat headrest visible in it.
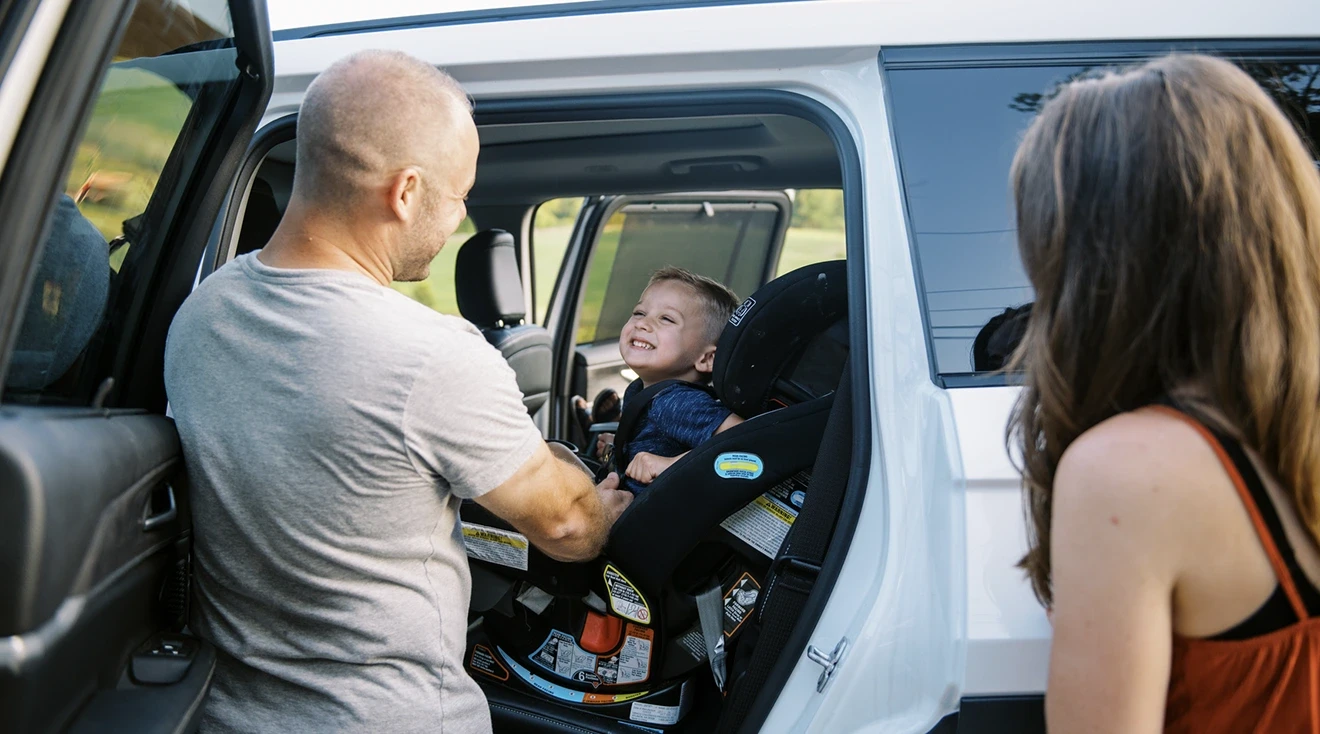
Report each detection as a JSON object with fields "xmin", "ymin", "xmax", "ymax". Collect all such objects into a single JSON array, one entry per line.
[
  {"xmin": 712, "ymin": 259, "xmax": 847, "ymax": 417},
  {"xmin": 455, "ymin": 229, "xmax": 526, "ymax": 328},
  {"xmin": 236, "ymin": 177, "xmax": 283, "ymax": 256},
  {"xmin": 8, "ymin": 195, "xmax": 110, "ymax": 391}
]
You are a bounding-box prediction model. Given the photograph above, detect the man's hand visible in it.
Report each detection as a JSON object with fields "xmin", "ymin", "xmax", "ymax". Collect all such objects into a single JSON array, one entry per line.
[
  {"xmin": 625, "ymin": 451, "xmax": 686, "ymax": 486},
  {"xmin": 595, "ymin": 471, "xmax": 632, "ymax": 524}
]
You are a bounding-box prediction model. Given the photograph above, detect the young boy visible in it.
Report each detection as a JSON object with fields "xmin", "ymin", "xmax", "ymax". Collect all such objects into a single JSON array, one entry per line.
[{"xmin": 612, "ymin": 267, "xmax": 744, "ymax": 492}]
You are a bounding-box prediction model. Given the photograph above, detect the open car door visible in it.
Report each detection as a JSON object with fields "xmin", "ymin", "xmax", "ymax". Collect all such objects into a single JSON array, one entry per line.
[
  {"xmin": 0, "ymin": 1, "xmax": 272, "ymax": 731},
  {"xmin": 558, "ymin": 191, "xmax": 791, "ymax": 441}
]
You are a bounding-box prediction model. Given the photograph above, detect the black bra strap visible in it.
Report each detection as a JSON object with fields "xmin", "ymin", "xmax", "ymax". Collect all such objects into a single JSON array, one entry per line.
[{"xmin": 1161, "ymin": 398, "xmax": 1320, "ymax": 618}]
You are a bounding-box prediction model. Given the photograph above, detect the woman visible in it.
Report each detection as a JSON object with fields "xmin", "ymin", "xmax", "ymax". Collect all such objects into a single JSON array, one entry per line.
[{"xmin": 1009, "ymin": 54, "xmax": 1320, "ymax": 732}]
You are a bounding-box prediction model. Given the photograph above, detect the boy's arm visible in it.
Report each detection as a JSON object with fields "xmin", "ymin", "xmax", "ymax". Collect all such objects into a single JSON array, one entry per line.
[{"xmin": 715, "ymin": 413, "xmax": 743, "ymax": 433}]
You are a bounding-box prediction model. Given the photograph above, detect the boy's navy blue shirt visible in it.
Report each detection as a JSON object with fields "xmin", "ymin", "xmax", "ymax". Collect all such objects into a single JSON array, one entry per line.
[{"xmin": 620, "ymin": 379, "xmax": 731, "ymax": 493}]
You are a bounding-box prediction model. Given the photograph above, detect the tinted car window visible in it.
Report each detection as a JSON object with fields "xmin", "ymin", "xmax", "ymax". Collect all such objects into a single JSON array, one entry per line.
[
  {"xmin": 577, "ymin": 201, "xmax": 781, "ymax": 345},
  {"xmin": 890, "ymin": 58, "xmax": 1320, "ymax": 377}
]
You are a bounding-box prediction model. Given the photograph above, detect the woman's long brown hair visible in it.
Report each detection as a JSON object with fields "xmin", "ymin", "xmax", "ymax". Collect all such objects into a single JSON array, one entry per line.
[{"xmin": 1008, "ymin": 54, "xmax": 1320, "ymax": 606}]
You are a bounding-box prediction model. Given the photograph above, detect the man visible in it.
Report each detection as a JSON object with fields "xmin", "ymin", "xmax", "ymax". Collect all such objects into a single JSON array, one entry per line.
[{"xmin": 164, "ymin": 51, "xmax": 631, "ymax": 733}]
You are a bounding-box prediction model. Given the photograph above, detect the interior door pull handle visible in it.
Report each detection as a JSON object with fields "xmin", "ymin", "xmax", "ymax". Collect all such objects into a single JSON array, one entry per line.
[{"xmin": 141, "ymin": 484, "xmax": 178, "ymax": 531}]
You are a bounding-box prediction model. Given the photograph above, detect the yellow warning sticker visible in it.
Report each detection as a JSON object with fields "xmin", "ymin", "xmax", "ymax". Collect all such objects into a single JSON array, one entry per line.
[
  {"xmin": 719, "ymin": 473, "xmax": 807, "ymax": 558},
  {"xmin": 603, "ymin": 564, "xmax": 651, "ymax": 624},
  {"xmin": 462, "ymin": 523, "xmax": 529, "ymax": 571}
]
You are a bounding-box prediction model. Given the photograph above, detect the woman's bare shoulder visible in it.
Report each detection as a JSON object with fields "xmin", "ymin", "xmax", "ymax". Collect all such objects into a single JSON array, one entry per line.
[{"xmin": 1054, "ymin": 409, "xmax": 1232, "ymax": 542}]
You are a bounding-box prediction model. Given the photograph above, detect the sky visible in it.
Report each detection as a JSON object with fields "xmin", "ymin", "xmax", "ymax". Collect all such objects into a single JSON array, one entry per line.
[{"xmin": 266, "ymin": 0, "xmax": 595, "ymax": 30}]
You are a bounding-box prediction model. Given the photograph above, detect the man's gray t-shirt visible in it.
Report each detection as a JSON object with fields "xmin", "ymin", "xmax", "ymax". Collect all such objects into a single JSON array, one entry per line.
[{"xmin": 164, "ymin": 253, "xmax": 542, "ymax": 733}]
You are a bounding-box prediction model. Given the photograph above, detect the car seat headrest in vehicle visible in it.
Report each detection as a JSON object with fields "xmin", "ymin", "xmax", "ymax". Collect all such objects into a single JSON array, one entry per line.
[
  {"xmin": 8, "ymin": 195, "xmax": 110, "ymax": 391},
  {"xmin": 456, "ymin": 230, "xmax": 552, "ymax": 414},
  {"xmin": 455, "ymin": 229, "xmax": 525, "ymax": 328},
  {"xmin": 236, "ymin": 177, "xmax": 283, "ymax": 257},
  {"xmin": 712, "ymin": 259, "xmax": 848, "ymax": 417}
]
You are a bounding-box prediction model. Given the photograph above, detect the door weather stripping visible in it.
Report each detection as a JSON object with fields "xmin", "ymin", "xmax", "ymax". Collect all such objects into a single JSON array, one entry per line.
[{"xmin": 805, "ymin": 637, "xmax": 849, "ymax": 693}]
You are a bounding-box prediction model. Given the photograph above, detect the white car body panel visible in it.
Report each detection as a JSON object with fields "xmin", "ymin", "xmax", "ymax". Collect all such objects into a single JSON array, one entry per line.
[{"xmin": 265, "ymin": 1, "xmax": 1320, "ymax": 730}]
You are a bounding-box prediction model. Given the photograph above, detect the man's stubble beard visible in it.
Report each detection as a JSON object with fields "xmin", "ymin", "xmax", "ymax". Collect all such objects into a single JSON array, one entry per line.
[{"xmin": 393, "ymin": 210, "xmax": 447, "ymax": 283}]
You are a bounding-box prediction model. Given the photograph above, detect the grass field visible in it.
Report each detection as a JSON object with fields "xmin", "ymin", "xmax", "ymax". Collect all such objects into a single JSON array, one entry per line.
[
  {"xmin": 65, "ymin": 69, "xmax": 193, "ymax": 269},
  {"xmin": 391, "ymin": 222, "xmax": 847, "ymax": 334}
]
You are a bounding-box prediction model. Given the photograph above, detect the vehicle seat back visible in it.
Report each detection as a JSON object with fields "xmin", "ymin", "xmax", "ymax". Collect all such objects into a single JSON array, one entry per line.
[
  {"xmin": 455, "ymin": 229, "xmax": 552, "ymax": 414},
  {"xmin": 236, "ymin": 177, "xmax": 283, "ymax": 256}
]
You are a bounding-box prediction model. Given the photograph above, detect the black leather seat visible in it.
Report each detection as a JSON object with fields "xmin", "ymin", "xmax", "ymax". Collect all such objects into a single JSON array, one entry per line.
[
  {"xmin": 455, "ymin": 229, "xmax": 553, "ymax": 414},
  {"xmin": 236, "ymin": 177, "xmax": 283, "ymax": 256}
]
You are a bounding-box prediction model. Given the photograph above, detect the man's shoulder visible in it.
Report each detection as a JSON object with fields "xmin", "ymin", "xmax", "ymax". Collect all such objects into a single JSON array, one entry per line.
[
  {"xmin": 169, "ymin": 260, "xmax": 248, "ymax": 335},
  {"xmin": 378, "ymin": 289, "xmax": 484, "ymax": 337}
]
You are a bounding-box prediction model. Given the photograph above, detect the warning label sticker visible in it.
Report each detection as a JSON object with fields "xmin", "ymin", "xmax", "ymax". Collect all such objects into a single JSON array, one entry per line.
[
  {"xmin": 461, "ymin": 523, "xmax": 529, "ymax": 571},
  {"xmin": 631, "ymin": 701, "xmax": 681, "ymax": 726},
  {"xmin": 629, "ymin": 680, "xmax": 694, "ymax": 726},
  {"xmin": 720, "ymin": 472, "xmax": 808, "ymax": 558},
  {"xmin": 469, "ymin": 644, "xmax": 509, "ymax": 681},
  {"xmin": 529, "ymin": 624, "xmax": 653, "ymax": 687},
  {"xmin": 603, "ymin": 564, "xmax": 651, "ymax": 624},
  {"xmin": 723, "ymin": 573, "xmax": 761, "ymax": 638},
  {"xmin": 499, "ymin": 645, "xmax": 650, "ymax": 706},
  {"xmin": 675, "ymin": 623, "xmax": 706, "ymax": 663},
  {"xmin": 618, "ymin": 626, "xmax": 653, "ymax": 684}
]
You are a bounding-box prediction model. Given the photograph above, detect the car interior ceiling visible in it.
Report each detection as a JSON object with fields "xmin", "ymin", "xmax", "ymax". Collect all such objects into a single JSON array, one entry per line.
[{"xmin": 244, "ymin": 113, "xmax": 841, "ymax": 234}]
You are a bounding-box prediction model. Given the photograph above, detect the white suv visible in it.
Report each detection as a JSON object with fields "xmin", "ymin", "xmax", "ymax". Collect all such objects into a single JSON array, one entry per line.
[{"xmin": 0, "ymin": 1, "xmax": 1316, "ymax": 732}]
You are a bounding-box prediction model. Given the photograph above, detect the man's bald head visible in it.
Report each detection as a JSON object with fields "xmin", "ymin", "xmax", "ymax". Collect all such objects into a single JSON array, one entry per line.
[
  {"xmin": 294, "ymin": 50, "xmax": 473, "ymax": 208},
  {"xmin": 288, "ymin": 50, "xmax": 479, "ymax": 282}
]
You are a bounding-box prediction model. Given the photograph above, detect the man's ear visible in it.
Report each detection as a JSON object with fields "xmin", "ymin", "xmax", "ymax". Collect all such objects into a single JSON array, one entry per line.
[
  {"xmin": 694, "ymin": 345, "xmax": 717, "ymax": 376},
  {"xmin": 388, "ymin": 168, "xmax": 423, "ymax": 223}
]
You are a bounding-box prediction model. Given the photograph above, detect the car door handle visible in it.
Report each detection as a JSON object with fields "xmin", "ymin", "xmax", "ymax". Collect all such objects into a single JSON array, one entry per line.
[{"xmin": 141, "ymin": 484, "xmax": 178, "ymax": 532}]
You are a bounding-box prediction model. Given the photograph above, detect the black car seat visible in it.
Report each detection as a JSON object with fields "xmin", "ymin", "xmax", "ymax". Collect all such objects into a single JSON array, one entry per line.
[
  {"xmin": 7, "ymin": 195, "xmax": 110, "ymax": 392},
  {"xmin": 235, "ymin": 177, "xmax": 283, "ymax": 256},
  {"xmin": 460, "ymin": 260, "xmax": 848, "ymax": 730},
  {"xmin": 455, "ymin": 229, "xmax": 553, "ymax": 414}
]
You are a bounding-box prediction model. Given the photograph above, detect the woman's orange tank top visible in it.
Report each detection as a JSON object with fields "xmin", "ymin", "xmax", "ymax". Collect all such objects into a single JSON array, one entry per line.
[{"xmin": 1155, "ymin": 405, "xmax": 1320, "ymax": 733}]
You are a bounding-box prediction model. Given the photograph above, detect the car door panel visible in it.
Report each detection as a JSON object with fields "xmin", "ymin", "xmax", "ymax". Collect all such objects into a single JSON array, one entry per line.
[
  {"xmin": 0, "ymin": 1, "xmax": 272, "ymax": 732},
  {"xmin": 0, "ymin": 409, "xmax": 189, "ymax": 733},
  {"xmin": 572, "ymin": 341, "xmax": 632, "ymax": 402}
]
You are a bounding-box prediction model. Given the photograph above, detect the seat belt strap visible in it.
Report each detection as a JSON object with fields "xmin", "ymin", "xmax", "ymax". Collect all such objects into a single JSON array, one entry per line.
[
  {"xmin": 716, "ymin": 358, "xmax": 854, "ymax": 732},
  {"xmin": 696, "ymin": 580, "xmax": 727, "ymax": 692},
  {"xmin": 610, "ymin": 379, "xmax": 715, "ymax": 477}
]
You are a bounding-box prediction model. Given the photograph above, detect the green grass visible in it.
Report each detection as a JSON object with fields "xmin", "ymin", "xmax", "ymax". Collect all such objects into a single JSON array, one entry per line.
[
  {"xmin": 777, "ymin": 227, "xmax": 846, "ymax": 276},
  {"xmin": 64, "ymin": 68, "xmax": 193, "ymax": 257},
  {"xmin": 532, "ymin": 224, "xmax": 573, "ymax": 321}
]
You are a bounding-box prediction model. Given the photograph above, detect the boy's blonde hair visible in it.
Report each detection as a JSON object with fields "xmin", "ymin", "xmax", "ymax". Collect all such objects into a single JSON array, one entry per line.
[{"xmin": 647, "ymin": 267, "xmax": 740, "ymax": 345}]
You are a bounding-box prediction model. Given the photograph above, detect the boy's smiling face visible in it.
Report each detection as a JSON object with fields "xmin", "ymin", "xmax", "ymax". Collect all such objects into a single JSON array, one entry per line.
[{"xmin": 619, "ymin": 280, "xmax": 718, "ymax": 386}]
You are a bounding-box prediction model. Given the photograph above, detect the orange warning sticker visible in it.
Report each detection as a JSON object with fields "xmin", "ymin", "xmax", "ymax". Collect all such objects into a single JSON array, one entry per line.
[{"xmin": 469, "ymin": 644, "xmax": 509, "ymax": 681}]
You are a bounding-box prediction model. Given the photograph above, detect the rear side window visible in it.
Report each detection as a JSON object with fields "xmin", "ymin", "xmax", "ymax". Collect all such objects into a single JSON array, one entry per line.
[
  {"xmin": 779, "ymin": 188, "xmax": 846, "ymax": 277},
  {"xmin": 576, "ymin": 200, "xmax": 783, "ymax": 345},
  {"xmin": 531, "ymin": 197, "xmax": 583, "ymax": 324},
  {"xmin": 3, "ymin": 0, "xmax": 237, "ymax": 404},
  {"xmin": 890, "ymin": 58, "xmax": 1320, "ymax": 379}
]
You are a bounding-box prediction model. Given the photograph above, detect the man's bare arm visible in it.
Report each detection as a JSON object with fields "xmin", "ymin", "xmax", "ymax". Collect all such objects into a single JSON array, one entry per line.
[{"xmin": 475, "ymin": 441, "xmax": 631, "ymax": 562}]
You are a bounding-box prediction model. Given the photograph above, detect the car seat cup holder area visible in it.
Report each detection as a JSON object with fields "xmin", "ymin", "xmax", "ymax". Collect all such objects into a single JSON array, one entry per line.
[{"xmin": 460, "ymin": 261, "xmax": 849, "ymax": 729}]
